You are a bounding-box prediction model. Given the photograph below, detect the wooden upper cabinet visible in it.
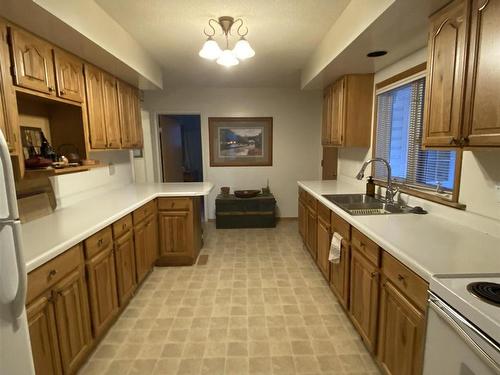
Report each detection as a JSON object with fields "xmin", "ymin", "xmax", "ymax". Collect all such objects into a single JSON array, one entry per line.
[
  {"xmin": 9, "ymin": 27, "xmax": 56, "ymax": 94},
  {"xmin": 463, "ymin": 0, "xmax": 500, "ymax": 146},
  {"xmin": 130, "ymin": 87, "xmax": 143, "ymax": 148},
  {"xmin": 0, "ymin": 22, "xmax": 19, "ymax": 154},
  {"xmin": 377, "ymin": 279, "xmax": 426, "ymax": 375},
  {"xmin": 101, "ymin": 72, "xmax": 121, "ymax": 148},
  {"xmin": 53, "ymin": 49, "xmax": 84, "ymax": 102},
  {"xmin": 322, "ymin": 74, "xmax": 374, "ymax": 147},
  {"xmin": 423, "ymin": 0, "xmax": 468, "ymax": 147},
  {"xmin": 84, "ymin": 64, "xmax": 107, "ymax": 149},
  {"xmin": 117, "ymin": 81, "xmax": 134, "ymax": 148}
]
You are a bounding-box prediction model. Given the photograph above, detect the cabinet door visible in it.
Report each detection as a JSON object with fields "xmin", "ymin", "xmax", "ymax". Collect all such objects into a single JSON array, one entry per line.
[
  {"xmin": 316, "ymin": 218, "xmax": 331, "ymax": 280},
  {"xmin": 145, "ymin": 214, "xmax": 159, "ymax": 268},
  {"xmin": 52, "ymin": 268, "xmax": 92, "ymax": 375},
  {"xmin": 84, "ymin": 65, "xmax": 107, "ymax": 149},
  {"xmin": 463, "ymin": 0, "xmax": 500, "ymax": 146},
  {"xmin": 158, "ymin": 211, "xmax": 190, "ymax": 256},
  {"xmin": 102, "ymin": 72, "xmax": 121, "ymax": 148},
  {"xmin": 322, "ymin": 87, "xmax": 332, "ymax": 146},
  {"xmin": 298, "ymin": 198, "xmax": 307, "ymax": 241},
  {"xmin": 26, "ymin": 293, "xmax": 62, "ymax": 375},
  {"xmin": 378, "ymin": 280, "xmax": 426, "ymax": 375},
  {"xmin": 306, "ymin": 208, "xmax": 317, "ymax": 260},
  {"xmin": 134, "ymin": 220, "xmax": 149, "ymax": 284},
  {"xmin": 117, "ymin": 81, "xmax": 134, "ymax": 148},
  {"xmin": 423, "ymin": 0, "xmax": 468, "ymax": 147},
  {"xmin": 9, "ymin": 27, "xmax": 56, "ymax": 94},
  {"xmin": 330, "ymin": 243, "xmax": 350, "ymax": 309},
  {"xmin": 54, "ymin": 49, "xmax": 84, "ymax": 102},
  {"xmin": 130, "ymin": 87, "xmax": 143, "ymax": 148},
  {"xmin": 114, "ymin": 230, "xmax": 137, "ymax": 306},
  {"xmin": 86, "ymin": 245, "xmax": 119, "ymax": 338},
  {"xmin": 330, "ymin": 77, "xmax": 345, "ymax": 146},
  {"xmin": 349, "ymin": 247, "xmax": 379, "ymax": 351},
  {"xmin": 0, "ymin": 23, "xmax": 19, "ymax": 153}
]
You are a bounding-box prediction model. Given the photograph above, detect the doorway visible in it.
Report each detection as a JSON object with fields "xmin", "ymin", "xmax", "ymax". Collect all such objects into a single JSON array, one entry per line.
[{"xmin": 158, "ymin": 114, "xmax": 203, "ymax": 182}]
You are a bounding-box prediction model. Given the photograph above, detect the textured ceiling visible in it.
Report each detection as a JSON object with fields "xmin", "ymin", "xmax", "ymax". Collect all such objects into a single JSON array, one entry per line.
[{"xmin": 95, "ymin": 0, "xmax": 350, "ymax": 88}]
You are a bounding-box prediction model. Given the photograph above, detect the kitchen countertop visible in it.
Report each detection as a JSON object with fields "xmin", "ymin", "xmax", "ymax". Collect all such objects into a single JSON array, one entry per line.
[
  {"xmin": 298, "ymin": 180, "xmax": 500, "ymax": 282},
  {"xmin": 22, "ymin": 182, "xmax": 214, "ymax": 272}
]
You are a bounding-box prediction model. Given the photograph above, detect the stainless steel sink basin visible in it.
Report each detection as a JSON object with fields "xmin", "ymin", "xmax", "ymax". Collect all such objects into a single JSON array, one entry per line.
[{"xmin": 322, "ymin": 194, "xmax": 413, "ymax": 216}]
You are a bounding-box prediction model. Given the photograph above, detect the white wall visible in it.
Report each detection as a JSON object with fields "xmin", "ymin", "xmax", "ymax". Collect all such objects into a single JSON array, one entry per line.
[
  {"xmin": 144, "ymin": 88, "xmax": 322, "ymax": 219},
  {"xmin": 50, "ymin": 150, "xmax": 134, "ymax": 208},
  {"xmin": 337, "ymin": 48, "xmax": 500, "ymax": 223},
  {"xmin": 133, "ymin": 110, "xmax": 155, "ymax": 183}
]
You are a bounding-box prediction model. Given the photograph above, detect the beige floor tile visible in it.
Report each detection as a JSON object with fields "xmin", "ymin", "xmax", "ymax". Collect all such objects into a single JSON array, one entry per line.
[
  {"xmin": 271, "ymin": 356, "xmax": 296, "ymax": 375},
  {"xmin": 226, "ymin": 357, "xmax": 250, "ymax": 375},
  {"xmin": 176, "ymin": 358, "xmax": 202, "ymax": 375},
  {"xmin": 294, "ymin": 355, "xmax": 321, "ymax": 374},
  {"xmin": 201, "ymin": 357, "xmax": 226, "ymax": 375},
  {"xmin": 249, "ymin": 357, "xmax": 272, "ymax": 374}
]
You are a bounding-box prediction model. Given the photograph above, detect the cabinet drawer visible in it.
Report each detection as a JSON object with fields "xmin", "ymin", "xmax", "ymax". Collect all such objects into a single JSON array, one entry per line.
[
  {"xmin": 84, "ymin": 227, "xmax": 113, "ymax": 259},
  {"xmin": 331, "ymin": 212, "xmax": 350, "ymax": 241},
  {"xmin": 351, "ymin": 227, "xmax": 380, "ymax": 266},
  {"xmin": 112, "ymin": 214, "xmax": 133, "ymax": 239},
  {"xmin": 382, "ymin": 252, "xmax": 428, "ymax": 311},
  {"xmin": 158, "ymin": 197, "xmax": 191, "ymax": 211},
  {"xmin": 27, "ymin": 245, "xmax": 83, "ymax": 303},
  {"xmin": 304, "ymin": 192, "xmax": 317, "ymax": 211},
  {"xmin": 133, "ymin": 200, "xmax": 157, "ymax": 224},
  {"xmin": 317, "ymin": 201, "xmax": 331, "ymax": 224}
]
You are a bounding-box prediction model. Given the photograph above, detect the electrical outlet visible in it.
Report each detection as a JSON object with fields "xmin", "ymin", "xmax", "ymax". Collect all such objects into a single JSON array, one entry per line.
[{"xmin": 496, "ymin": 185, "xmax": 500, "ymax": 203}]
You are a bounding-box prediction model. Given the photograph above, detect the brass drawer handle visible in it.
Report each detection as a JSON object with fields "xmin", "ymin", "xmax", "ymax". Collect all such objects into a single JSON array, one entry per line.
[{"xmin": 48, "ymin": 269, "xmax": 57, "ymax": 279}]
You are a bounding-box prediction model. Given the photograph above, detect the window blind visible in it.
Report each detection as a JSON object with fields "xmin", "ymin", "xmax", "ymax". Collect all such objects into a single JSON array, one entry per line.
[{"xmin": 374, "ymin": 77, "xmax": 456, "ymax": 193}]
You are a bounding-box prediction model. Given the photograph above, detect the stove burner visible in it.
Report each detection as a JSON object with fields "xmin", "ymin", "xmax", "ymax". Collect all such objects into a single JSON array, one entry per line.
[{"xmin": 467, "ymin": 282, "xmax": 500, "ymax": 306}]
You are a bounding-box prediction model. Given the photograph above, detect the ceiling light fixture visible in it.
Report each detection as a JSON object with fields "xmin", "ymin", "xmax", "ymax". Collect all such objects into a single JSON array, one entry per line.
[{"xmin": 199, "ymin": 16, "xmax": 255, "ymax": 67}]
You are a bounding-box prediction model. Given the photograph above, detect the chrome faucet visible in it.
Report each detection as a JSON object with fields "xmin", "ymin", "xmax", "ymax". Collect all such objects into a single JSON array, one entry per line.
[{"xmin": 356, "ymin": 158, "xmax": 399, "ymax": 204}]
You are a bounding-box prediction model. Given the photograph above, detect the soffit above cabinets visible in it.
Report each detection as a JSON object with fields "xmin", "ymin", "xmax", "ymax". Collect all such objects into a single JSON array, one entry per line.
[
  {"xmin": 301, "ymin": 0, "xmax": 451, "ymax": 90},
  {"xmin": 0, "ymin": 0, "xmax": 163, "ymax": 90}
]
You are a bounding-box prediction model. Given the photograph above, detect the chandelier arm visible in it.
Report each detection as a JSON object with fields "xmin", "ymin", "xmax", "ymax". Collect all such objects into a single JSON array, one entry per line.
[
  {"xmin": 234, "ymin": 18, "xmax": 249, "ymax": 37},
  {"xmin": 203, "ymin": 18, "xmax": 219, "ymax": 37}
]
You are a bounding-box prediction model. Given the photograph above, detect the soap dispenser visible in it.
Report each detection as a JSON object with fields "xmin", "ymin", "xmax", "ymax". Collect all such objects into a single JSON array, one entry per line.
[{"xmin": 366, "ymin": 176, "xmax": 375, "ymax": 197}]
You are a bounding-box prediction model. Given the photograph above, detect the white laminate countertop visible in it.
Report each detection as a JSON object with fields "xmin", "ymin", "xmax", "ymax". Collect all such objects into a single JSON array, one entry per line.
[
  {"xmin": 22, "ymin": 182, "xmax": 214, "ymax": 272},
  {"xmin": 298, "ymin": 180, "xmax": 500, "ymax": 282}
]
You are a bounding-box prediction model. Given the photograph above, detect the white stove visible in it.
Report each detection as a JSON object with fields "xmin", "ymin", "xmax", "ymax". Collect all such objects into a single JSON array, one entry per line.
[{"xmin": 423, "ymin": 274, "xmax": 500, "ymax": 375}]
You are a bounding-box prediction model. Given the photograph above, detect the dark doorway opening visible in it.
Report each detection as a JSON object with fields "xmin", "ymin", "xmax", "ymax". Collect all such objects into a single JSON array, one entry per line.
[{"xmin": 159, "ymin": 114, "xmax": 203, "ymax": 182}]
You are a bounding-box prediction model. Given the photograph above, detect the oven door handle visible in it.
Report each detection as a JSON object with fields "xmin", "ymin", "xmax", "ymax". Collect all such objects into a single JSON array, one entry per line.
[{"xmin": 429, "ymin": 293, "xmax": 500, "ymax": 374}]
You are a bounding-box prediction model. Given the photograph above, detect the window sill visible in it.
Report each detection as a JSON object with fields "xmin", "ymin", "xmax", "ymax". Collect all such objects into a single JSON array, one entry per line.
[{"xmin": 374, "ymin": 180, "xmax": 466, "ymax": 210}]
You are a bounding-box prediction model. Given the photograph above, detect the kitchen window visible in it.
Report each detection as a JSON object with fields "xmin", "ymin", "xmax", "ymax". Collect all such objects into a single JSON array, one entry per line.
[{"xmin": 373, "ymin": 65, "xmax": 463, "ymax": 207}]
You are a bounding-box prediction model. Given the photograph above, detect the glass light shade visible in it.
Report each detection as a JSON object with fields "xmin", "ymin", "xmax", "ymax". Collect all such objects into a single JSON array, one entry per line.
[
  {"xmin": 216, "ymin": 49, "xmax": 239, "ymax": 67},
  {"xmin": 233, "ymin": 37, "xmax": 255, "ymax": 60},
  {"xmin": 199, "ymin": 37, "xmax": 222, "ymax": 60}
]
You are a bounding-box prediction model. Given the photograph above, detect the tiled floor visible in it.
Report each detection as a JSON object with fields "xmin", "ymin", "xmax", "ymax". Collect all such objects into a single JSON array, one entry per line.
[{"xmin": 80, "ymin": 221, "xmax": 380, "ymax": 375}]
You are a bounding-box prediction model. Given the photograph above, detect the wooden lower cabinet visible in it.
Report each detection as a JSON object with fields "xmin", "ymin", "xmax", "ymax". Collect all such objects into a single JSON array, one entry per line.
[
  {"xmin": 377, "ymin": 279, "xmax": 426, "ymax": 375},
  {"xmin": 114, "ymin": 229, "xmax": 137, "ymax": 306},
  {"xmin": 349, "ymin": 246, "xmax": 380, "ymax": 352},
  {"xmin": 157, "ymin": 197, "xmax": 202, "ymax": 266},
  {"xmin": 305, "ymin": 207, "xmax": 317, "ymax": 260},
  {"xmin": 316, "ymin": 216, "xmax": 331, "ymax": 280},
  {"xmin": 330, "ymin": 242, "xmax": 350, "ymax": 309},
  {"xmin": 134, "ymin": 219, "xmax": 149, "ymax": 284},
  {"xmin": 26, "ymin": 293, "xmax": 62, "ymax": 375},
  {"xmin": 85, "ymin": 245, "xmax": 119, "ymax": 338},
  {"xmin": 298, "ymin": 197, "xmax": 307, "ymax": 241},
  {"xmin": 145, "ymin": 213, "xmax": 159, "ymax": 268},
  {"xmin": 52, "ymin": 267, "xmax": 92, "ymax": 374}
]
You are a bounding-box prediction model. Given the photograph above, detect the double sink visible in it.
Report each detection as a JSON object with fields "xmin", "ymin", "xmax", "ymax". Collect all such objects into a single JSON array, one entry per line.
[{"xmin": 322, "ymin": 194, "xmax": 414, "ymax": 216}]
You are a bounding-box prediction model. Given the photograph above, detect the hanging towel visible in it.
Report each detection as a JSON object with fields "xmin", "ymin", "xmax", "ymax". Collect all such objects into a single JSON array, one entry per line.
[{"xmin": 329, "ymin": 232, "xmax": 343, "ymax": 264}]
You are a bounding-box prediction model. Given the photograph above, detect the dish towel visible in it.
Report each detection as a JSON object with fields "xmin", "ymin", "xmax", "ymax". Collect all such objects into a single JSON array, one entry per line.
[{"xmin": 329, "ymin": 232, "xmax": 343, "ymax": 264}]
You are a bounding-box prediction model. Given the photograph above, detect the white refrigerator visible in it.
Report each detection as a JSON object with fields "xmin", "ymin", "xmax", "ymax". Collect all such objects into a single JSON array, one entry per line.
[{"xmin": 0, "ymin": 129, "xmax": 35, "ymax": 374}]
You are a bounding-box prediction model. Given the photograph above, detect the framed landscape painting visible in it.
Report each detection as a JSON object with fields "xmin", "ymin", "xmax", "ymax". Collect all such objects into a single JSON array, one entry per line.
[{"xmin": 209, "ymin": 117, "xmax": 273, "ymax": 166}]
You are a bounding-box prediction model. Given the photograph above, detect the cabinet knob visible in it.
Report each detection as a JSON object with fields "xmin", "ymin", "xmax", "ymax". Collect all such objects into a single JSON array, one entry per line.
[
  {"xmin": 98, "ymin": 239, "xmax": 103, "ymax": 246},
  {"xmin": 122, "ymin": 223, "xmax": 127, "ymax": 230},
  {"xmin": 60, "ymin": 90, "xmax": 65, "ymax": 95},
  {"xmin": 449, "ymin": 138, "xmax": 457, "ymax": 145},
  {"xmin": 48, "ymin": 86, "xmax": 55, "ymax": 92},
  {"xmin": 48, "ymin": 269, "xmax": 57, "ymax": 279},
  {"xmin": 371, "ymin": 271, "xmax": 378, "ymax": 278}
]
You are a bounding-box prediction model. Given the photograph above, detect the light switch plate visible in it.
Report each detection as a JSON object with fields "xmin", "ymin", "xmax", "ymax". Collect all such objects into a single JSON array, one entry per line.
[{"xmin": 496, "ymin": 185, "xmax": 500, "ymax": 203}]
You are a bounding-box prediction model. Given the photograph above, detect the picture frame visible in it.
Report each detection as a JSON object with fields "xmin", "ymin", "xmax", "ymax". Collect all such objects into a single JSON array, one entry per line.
[{"xmin": 208, "ymin": 117, "xmax": 273, "ymax": 167}]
